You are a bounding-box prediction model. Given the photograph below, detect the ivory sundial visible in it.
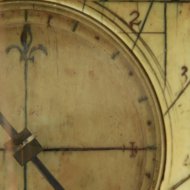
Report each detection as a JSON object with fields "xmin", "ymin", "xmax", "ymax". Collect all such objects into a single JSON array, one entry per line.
[{"xmin": 0, "ymin": 1, "xmax": 189, "ymax": 190}]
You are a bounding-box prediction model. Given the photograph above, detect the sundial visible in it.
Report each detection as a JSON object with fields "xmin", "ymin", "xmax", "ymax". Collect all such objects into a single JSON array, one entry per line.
[{"xmin": 0, "ymin": 0, "xmax": 189, "ymax": 190}]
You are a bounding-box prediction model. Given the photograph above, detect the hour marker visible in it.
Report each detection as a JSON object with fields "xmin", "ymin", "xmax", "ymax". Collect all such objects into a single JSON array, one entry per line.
[
  {"xmin": 145, "ymin": 172, "xmax": 151, "ymax": 179},
  {"xmin": 184, "ymin": 154, "xmax": 190, "ymax": 166},
  {"xmin": 138, "ymin": 96, "xmax": 148, "ymax": 103},
  {"xmin": 47, "ymin": 15, "xmax": 53, "ymax": 27},
  {"xmin": 72, "ymin": 21, "xmax": 79, "ymax": 32},
  {"xmin": 24, "ymin": 10, "xmax": 28, "ymax": 22},
  {"xmin": 129, "ymin": 70, "xmax": 134, "ymax": 76},
  {"xmin": 147, "ymin": 120, "xmax": 152, "ymax": 126},
  {"xmin": 111, "ymin": 51, "xmax": 120, "ymax": 60},
  {"xmin": 95, "ymin": 35, "xmax": 100, "ymax": 41}
]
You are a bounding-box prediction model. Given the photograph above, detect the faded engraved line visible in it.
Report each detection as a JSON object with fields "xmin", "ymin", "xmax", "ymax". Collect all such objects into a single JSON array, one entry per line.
[{"xmin": 132, "ymin": 0, "xmax": 154, "ymax": 49}]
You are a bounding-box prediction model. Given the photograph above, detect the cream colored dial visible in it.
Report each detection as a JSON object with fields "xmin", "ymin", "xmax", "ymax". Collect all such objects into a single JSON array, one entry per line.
[{"xmin": 0, "ymin": 1, "xmax": 165, "ymax": 190}]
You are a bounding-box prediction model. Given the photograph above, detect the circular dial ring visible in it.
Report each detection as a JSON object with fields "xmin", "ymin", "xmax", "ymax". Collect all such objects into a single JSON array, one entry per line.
[{"xmin": 0, "ymin": 1, "xmax": 165, "ymax": 190}]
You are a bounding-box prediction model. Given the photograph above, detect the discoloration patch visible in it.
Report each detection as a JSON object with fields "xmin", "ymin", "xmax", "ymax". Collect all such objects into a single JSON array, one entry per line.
[{"xmin": 64, "ymin": 68, "xmax": 77, "ymax": 76}]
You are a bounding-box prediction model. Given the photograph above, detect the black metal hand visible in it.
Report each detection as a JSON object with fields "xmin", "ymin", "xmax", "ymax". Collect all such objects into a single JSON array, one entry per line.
[
  {"xmin": 32, "ymin": 157, "xmax": 64, "ymax": 190},
  {"xmin": 0, "ymin": 112, "xmax": 18, "ymax": 139},
  {"xmin": 0, "ymin": 112, "xmax": 65, "ymax": 190}
]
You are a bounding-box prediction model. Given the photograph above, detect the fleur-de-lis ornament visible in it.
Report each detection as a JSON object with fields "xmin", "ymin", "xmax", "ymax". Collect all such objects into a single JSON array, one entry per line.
[
  {"xmin": 6, "ymin": 23, "xmax": 47, "ymax": 62},
  {"xmin": 5, "ymin": 22, "xmax": 48, "ymax": 130}
]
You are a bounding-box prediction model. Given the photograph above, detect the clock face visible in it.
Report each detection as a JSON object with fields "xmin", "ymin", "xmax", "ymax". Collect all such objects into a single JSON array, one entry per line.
[{"xmin": 0, "ymin": 1, "xmax": 165, "ymax": 190}]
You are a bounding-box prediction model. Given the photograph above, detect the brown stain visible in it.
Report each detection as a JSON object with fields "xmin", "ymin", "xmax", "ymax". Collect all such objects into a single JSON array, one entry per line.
[
  {"xmin": 147, "ymin": 120, "xmax": 152, "ymax": 127},
  {"xmin": 129, "ymin": 70, "xmax": 134, "ymax": 76},
  {"xmin": 180, "ymin": 4, "xmax": 190, "ymax": 18},
  {"xmin": 107, "ymin": 181, "xmax": 121, "ymax": 190},
  {"xmin": 88, "ymin": 70, "xmax": 95, "ymax": 78},
  {"xmin": 145, "ymin": 172, "xmax": 151, "ymax": 179},
  {"xmin": 88, "ymin": 70, "xmax": 98, "ymax": 80},
  {"xmin": 29, "ymin": 108, "xmax": 41, "ymax": 117},
  {"xmin": 29, "ymin": 110, "xmax": 38, "ymax": 116},
  {"xmin": 58, "ymin": 154, "xmax": 95, "ymax": 189},
  {"xmin": 61, "ymin": 115, "xmax": 74, "ymax": 128},
  {"xmin": 94, "ymin": 35, "xmax": 100, "ymax": 41},
  {"xmin": 79, "ymin": 170, "xmax": 95, "ymax": 188},
  {"xmin": 59, "ymin": 154, "xmax": 76, "ymax": 180},
  {"xmin": 64, "ymin": 68, "xmax": 77, "ymax": 76},
  {"xmin": 0, "ymin": 13, "xmax": 4, "ymax": 18}
]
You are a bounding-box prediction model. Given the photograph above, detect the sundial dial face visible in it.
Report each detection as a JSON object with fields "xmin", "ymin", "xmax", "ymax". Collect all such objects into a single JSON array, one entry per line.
[{"xmin": 0, "ymin": 0, "xmax": 189, "ymax": 190}]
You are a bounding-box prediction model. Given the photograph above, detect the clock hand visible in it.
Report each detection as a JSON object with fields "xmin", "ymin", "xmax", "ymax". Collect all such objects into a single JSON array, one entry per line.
[
  {"xmin": 32, "ymin": 156, "xmax": 64, "ymax": 190},
  {"xmin": 0, "ymin": 112, "xmax": 65, "ymax": 190},
  {"xmin": 0, "ymin": 112, "xmax": 18, "ymax": 139}
]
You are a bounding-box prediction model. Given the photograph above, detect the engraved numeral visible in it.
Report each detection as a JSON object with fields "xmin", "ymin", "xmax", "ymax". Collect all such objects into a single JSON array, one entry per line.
[
  {"xmin": 181, "ymin": 65, "xmax": 188, "ymax": 82},
  {"xmin": 129, "ymin": 10, "xmax": 142, "ymax": 31}
]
